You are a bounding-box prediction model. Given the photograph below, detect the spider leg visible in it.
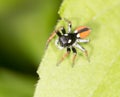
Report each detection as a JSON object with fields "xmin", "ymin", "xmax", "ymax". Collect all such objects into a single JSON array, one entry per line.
[
  {"xmin": 56, "ymin": 48, "xmax": 71, "ymax": 66},
  {"xmin": 72, "ymin": 47, "xmax": 77, "ymax": 67},
  {"xmin": 75, "ymin": 44, "xmax": 90, "ymax": 62},
  {"xmin": 77, "ymin": 39, "xmax": 90, "ymax": 43},
  {"xmin": 46, "ymin": 30, "xmax": 61, "ymax": 50},
  {"xmin": 64, "ymin": 18, "xmax": 72, "ymax": 33},
  {"xmin": 60, "ymin": 27, "xmax": 66, "ymax": 34}
]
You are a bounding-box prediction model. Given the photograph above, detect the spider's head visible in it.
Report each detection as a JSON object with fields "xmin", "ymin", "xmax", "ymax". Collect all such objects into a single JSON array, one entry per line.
[{"xmin": 59, "ymin": 35, "xmax": 68, "ymax": 47}]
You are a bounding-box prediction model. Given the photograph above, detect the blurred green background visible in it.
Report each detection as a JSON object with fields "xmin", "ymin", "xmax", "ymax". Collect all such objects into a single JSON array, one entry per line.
[{"xmin": 0, "ymin": 0, "xmax": 61, "ymax": 97}]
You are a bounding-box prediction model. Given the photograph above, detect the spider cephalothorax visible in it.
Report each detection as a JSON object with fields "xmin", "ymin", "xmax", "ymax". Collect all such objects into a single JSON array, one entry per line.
[
  {"xmin": 58, "ymin": 33, "xmax": 76, "ymax": 47},
  {"xmin": 46, "ymin": 18, "xmax": 91, "ymax": 66}
]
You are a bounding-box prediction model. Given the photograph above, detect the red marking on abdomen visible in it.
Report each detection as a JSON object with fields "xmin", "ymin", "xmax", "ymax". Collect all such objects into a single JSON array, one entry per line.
[{"xmin": 75, "ymin": 26, "xmax": 91, "ymax": 38}]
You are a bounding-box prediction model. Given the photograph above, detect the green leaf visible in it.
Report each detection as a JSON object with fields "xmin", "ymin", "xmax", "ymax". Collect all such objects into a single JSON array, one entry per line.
[{"xmin": 34, "ymin": 0, "xmax": 120, "ymax": 97}]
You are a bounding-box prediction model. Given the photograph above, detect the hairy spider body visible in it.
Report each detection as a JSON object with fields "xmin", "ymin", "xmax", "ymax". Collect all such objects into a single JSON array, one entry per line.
[
  {"xmin": 59, "ymin": 33, "xmax": 76, "ymax": 47},
  {"xmin": 46, "ymin": 19, "xmax": 91, "ymax": 66}
]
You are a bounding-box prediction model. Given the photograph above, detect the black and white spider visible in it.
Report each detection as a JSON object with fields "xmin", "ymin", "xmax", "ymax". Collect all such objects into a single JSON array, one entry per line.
[{"xmin": 46, "ymin": 18, "xmax": 91, "ymax": 66}]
